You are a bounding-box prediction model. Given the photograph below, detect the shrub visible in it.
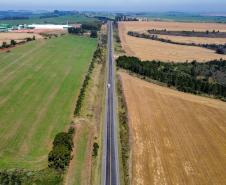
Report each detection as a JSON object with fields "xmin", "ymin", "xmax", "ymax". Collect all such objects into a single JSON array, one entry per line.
[
  {"xmin": 68, "ymin": 127, "xmax": 75, "ymax": 136},
  {"xmin": 92, "ymin": 142, "xmax": 99, "ymax": 157},
  {"xmin": 68, "ymin": 27, "xmax": 83, "ymax": 35},
  {"xmin": 216, "ymin": 48, "xmax": 225, "ymax": 54},
  {"xmin": 26, "ymin": 37, "xmax": 33, "ymax": 42},
  {"xmin": 48, "ymin": 145, "xmax": 71, "ymax": 170}
]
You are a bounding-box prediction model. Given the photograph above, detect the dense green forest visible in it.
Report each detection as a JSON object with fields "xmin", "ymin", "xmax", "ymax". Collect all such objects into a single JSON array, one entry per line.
[{"xmin": 116, "ymin": 56, "xmax": 226, "ymax": 100}]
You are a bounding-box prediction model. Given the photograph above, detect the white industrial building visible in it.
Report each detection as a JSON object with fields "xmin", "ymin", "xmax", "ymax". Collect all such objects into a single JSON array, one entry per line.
[{"xmin": 27, "ymin": 24, "xmax": 72, "ymax": 30}]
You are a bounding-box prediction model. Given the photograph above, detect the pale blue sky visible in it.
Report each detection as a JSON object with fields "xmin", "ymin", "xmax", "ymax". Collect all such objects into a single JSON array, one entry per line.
[{"xmin": 1, "ymin": 0, "xmax": 226, "ymax": 12}]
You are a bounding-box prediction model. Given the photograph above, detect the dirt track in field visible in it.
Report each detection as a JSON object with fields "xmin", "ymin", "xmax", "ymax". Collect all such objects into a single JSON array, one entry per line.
[
  {"xmin": 119, "ymin": 71, "xmax": 226, "ymax": 185},
  {"xmin": 118, "ymin": 22, "xmax": 226, "ymax": 62}
]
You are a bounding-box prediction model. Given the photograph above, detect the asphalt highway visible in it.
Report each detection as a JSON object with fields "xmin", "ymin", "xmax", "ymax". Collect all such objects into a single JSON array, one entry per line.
[{"xmin": 101, "ymin": 21, "xmax": 120, "ymax": 185}]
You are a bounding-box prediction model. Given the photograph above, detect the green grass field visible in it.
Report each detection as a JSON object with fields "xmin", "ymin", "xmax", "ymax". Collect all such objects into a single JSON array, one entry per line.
[
  {"xmin": 71, "ymin": 126, "xmax": 89, "ymax": 185},
  {"xmin": 0, "ymin": 35, "xmax": 97, "ymax": 169},
  {"xmin": 0, "ymin": 15, "xmax": 99, "ymax": 25}
]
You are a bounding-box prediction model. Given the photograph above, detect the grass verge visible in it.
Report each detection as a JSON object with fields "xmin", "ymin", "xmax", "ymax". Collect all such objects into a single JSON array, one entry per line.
[
  {"xmin": 113, "ymin": 23, "xmax": 125, "ymax": 56},
  {"xmin": 64, "ymin": 28, "xmax": 107, "ymax": 185},
  {"xmin": 73, "ymin": 126, "xmax": 89, "ymax": 185},
  {"xmin": 117, "ymin": 74, "xmax": 130, "ymax": 185}
]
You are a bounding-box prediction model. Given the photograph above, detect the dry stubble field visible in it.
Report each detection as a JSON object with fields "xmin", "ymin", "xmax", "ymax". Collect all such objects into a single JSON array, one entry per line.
[
  {"xmin": 0, "ymin": 32, "xmax": 43, "ymax": 45},
  {"xmin": 118, "ymin": 21, "xmax": 226, "ymax": 62},
  {"xmin": 154, "ymin": 34, "xmax": 226, "ymax": 45},
  {"xmin": 120, "ymin": 21, "xmax": 226, "ymax": 32},
  {"xmin": 119, "ymin": 72, "xmax": 226, "ymax": 185}
]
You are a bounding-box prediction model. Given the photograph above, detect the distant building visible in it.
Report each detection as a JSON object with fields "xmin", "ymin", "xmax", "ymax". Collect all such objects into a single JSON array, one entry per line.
[
  {"xmin": 137, "ymin": 17, "xmax": 148, "ymax": 22},
  {"xmin": 0, "ymin": 24, "xmax": 10, "ymax": 32},
  {"xmin": 0, "ymin": 27, "xmax": 8, "ymax": 32}
]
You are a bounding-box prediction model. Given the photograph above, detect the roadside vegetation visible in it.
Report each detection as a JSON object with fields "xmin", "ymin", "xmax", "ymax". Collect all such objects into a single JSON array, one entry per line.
[
  {"xmin": 113, "ymin": 23, "xmax": 125, "ymax": 55},
  {"xmin": 64, "ymin": 25, "xmax": 107, "ymax": 185},
  {"xmin": 74, "ymin": 40, "xmax": 105, "ymax": 116},
  {"xmin": 117, "ymin": 76, "xmax": 130, "ymax": 185},
  {"xmin": 117, "ymin": 56, "xmax": 226, "ymax": 101},
  {"xmin": 113, "ymin": 23, "xmax": 130, "ymax": 185}
]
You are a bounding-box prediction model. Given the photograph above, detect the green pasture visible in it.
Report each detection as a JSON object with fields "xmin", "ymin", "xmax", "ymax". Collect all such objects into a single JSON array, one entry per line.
[{"xmin": 0, "ymin": 35, "xmax": 97, "ymax": 169}]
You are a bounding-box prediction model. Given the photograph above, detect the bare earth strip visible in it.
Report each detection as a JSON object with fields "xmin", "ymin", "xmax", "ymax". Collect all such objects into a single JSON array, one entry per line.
[
  {"xmin": 119, "ymin": 22, "xmax": 226, "ymax": 62},
  {"xmin": 119, "ymin": 72, "xmax": 226, "ymax": 185}
]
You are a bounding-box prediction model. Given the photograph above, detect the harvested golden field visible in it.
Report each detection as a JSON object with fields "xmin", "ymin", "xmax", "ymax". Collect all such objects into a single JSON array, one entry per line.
[
  {"xmin": 120, "ymin": 21, "xmax": 226, "ymax": 32},
  {"xmin": 157, "ymin": 34, "xmax": 226, "ymax": 45},
  {"xmin": 119, "ymin": 72, "xmax": 226, "ymax": 185},
  {"xmin": 119, "ymin": 22, "xmax": 226, "ymax": 62},
  {"xmin": 0, "ymin": 32, "xmax": 42, "ymax": 45}
]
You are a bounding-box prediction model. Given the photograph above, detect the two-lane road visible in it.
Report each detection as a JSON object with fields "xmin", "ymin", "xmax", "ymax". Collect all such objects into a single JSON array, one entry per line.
[{"xmin": 102, "ymin": 21, "xmax": 120, "ymax": 185}]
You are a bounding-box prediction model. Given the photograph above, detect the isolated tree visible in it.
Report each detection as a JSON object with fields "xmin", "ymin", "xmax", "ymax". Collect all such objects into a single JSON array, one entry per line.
[
  {"xmin": 2, "ymin": 42, "xmax": 7, "ymax": 48},
  {"xmin": 90, "ymin": 30, "xmax": 98, "ymax": 38},
  {"xmin": 10, "ymin": 40, "xmax": 16, "ymax": 46}
]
